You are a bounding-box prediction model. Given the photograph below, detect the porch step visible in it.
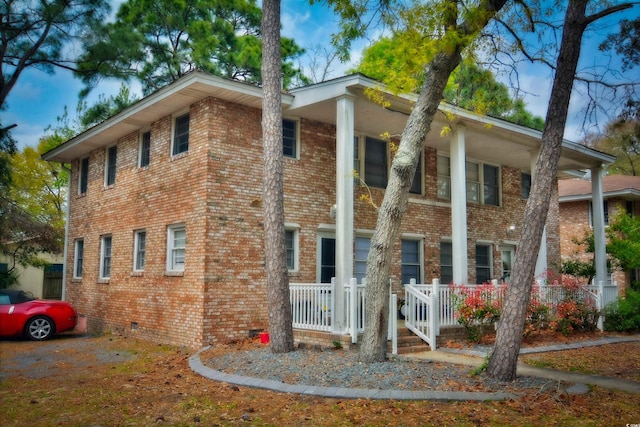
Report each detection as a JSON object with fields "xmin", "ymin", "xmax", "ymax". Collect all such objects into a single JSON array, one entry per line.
[{"xmin": 388, "ymin": 328, "xmax": 431, "ymax": 354}]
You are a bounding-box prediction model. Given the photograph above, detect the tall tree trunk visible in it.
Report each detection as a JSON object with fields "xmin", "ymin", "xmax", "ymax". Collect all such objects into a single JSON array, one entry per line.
[
  {"xmin": 357, "ymin": 0, "xmax": 509, "ymax": 363},
  {"xmin": 261, "ymin": 0, "xmax": 294, "ymax": 353},
  {"xmin": 487, "ymin": 0, "xmax": 590, "ymax": 381},
  {"xmin": 357, "ymin": 52, "xmax": 465, "ymax": 363}
]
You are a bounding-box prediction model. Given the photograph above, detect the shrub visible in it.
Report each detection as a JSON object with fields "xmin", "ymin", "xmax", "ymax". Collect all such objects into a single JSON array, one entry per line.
[
  {"xmin": 452, "ymin": 283, "xmax": 502, "ymax": 342},
  {"xmin": 546, "ymin": 275, "xmax": 599, "ymax": 335},
  {"xmin": 604, "ymin": 289, "xmax": 640, "ymax": 332}
]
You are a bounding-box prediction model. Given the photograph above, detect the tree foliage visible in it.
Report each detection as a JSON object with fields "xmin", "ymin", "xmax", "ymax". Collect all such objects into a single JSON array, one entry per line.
[
  {"xmin": 76, "ymin": 0, "xmax": 307, "ymax": 95},
  {"xmin": 0, "ymin": 0, "xmax": 110, "ymax": 108},
  {"xmin": 592, "ymin": 117, "xmax": 640, "ymax": 176},
  {"xmin": 357, "ymin": 42, "xmax": 545, "ymax": 129}
]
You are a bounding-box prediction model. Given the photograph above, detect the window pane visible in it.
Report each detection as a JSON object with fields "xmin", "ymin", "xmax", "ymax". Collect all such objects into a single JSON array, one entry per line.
[
  {"xmin": 402, "ymin": 240, "xmax": 421, "ymax": 284},
  {"xmin": 135, "ymin": 231, "xmax": 146, "ymax": 271},
  {"xmin": 75, "ymin": 240, "xmax": 84, "ymax": 277},
  {"xmin": 440, "ymin": 242, "xmax": 453, "ymax": 284},
  {"xmin": 475, "ymin": 245, "xmax": 491, "ymax": 284},
  {"xmin": 140, "ymin": 131, "xmax": 151, "ymax": 167},
  {"xmin": 521, "ymin": 173, "xmax": 531, "ymax": 199},
  {"xmin": 102, "ymin": 236, "xmax": 112, "ymax": 278},
  {"xmin": 173, "ymin": 114, "xmax": 189, "ymax": 155},
  {"xmin": 106, "ymin": 146, "xmax": 117, "ymax": 186},
  {"xmin": 364, "ymin": 137, "xmax": 387, "ymax": 188},
  {"xmin": 355, "ymin": 237, "xmax": 370, "ymax": 282},
  {"xmin": 172, "ymin": 228, "xmax": 186, "ymax": 270},
  {"xmin": 320, "ymin": 238, "xmax": 335, "ymax": 283},
  {"xmin": 483, "ymin": 164, "xmax": 499, "ymax": 206},
  {"xmin": 283, "ymin": 119, "xmax": 297, "ymax": 158},
  {"xmin": 285, "ymin": 230, "xmax": 294, "ymax": 270},
  {"xmin": 410, "ymin": 154, "xmax": 422, "ymax": 194},
  {"xmin": 466, "ymin": 162, "xmax": 480, "ymax": 203},
  {"xmin": 79, "ymin": 157, "xmax": 89, "ymax": 194}
]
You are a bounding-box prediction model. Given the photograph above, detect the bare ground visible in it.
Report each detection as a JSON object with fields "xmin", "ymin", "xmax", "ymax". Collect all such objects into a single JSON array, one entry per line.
[{"xmin": 1, "ymin": 330, "xmax": 639, "ymax": 426}]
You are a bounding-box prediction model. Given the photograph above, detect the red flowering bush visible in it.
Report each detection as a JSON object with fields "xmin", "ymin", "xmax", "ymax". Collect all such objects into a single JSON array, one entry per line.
[
  {"xmin": 451, "ymin": 283, "xmax": 502, "ymax": 342},
  {"xmin": 542, "ymin": 273, "xmax": 599, "ymax": 335}
]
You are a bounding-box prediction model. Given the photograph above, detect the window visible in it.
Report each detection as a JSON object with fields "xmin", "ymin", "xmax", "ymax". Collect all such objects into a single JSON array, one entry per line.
[
  {"xmin": 134, "ymin": 230, "xmax": 146, "ymax": 272},
  {"xmin": 626, "ymin": 200, "xmax": 636, "ymax": 217},
  {"xmin": 364, "ymin": 137, "xmax": 388, "ymax": 188},
  {"xmin": 354, "ymin": 236, "xmax": 371, "ymax": 283},
  {"xmin": 437, "ymin": 155, "xmax": 451, "ymax": 199},
  {"xmin": 105, "ymin": 146, "xmax": 117, "ymax": 186},
  {"xmin": 521, "ymin": 173, "xmax": 532, "ymax": 199},
  {"xmin": 438, "ymin": 156, "xmax": 500, "ymax": 205},
  {"xmin": 440, "ymin": 241, "xmax": 453, "ymax": 284},
  {"xmin": 354, "ymin": 136, "xmax": 360, "ymax": 178},
  {"xmin": 167, "ymin": 224, "xmax": 186, "ymax": 272},
  {"xmin": 74, "ymin": 239, "xmax": 84, "ymax": 278},
  {"xmin": 319, "ymin": 236, "xmax": 335, "ymax": 283},
  {"xmin": 401, "ymin": 239, "xmax": 422, "ymax": 284},
  {"xmin": 79, "ymin": 157, "xmax": 89, "ymax": 194},
  {"xmin": 139, "ymin": 131, "xmax": 151, "ymax": 167},
  {"xmin": 589, "ymin": 200, "xmax": 610, "ymax": 227},
  {"xmin": 410, "ymin": 154, "xmax": 423, "ymax": 194},
  {"xmin": 483, "ymin": 164, "xmax": 499, "ymax": 206},
  {"xmin": 282, "ymin": 119, "xmax": 298, "ymax": 158},
  {"xmin": 172, "ymin": 113, "xmax": 190, "ymax": 155},
  {"xmin": 285, "ymin": 227, "xmax": 299, "ymax": 271},
  {"xmin": 100, "ymin": 235, "xmax": 112, "ymax": 279},
  {"xmin": 475, "ymin": 244, "xmax": 492, "ymax": 284}
]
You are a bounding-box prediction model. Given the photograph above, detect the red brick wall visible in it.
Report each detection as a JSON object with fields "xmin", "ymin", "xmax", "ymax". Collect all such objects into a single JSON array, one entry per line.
[{"xmin": 65, "ymin": 95, "xmax": 563, "ymax": 348}]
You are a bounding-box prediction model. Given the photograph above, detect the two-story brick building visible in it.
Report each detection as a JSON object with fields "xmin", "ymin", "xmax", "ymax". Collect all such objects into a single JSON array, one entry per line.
[
  {"xmin": 43, "ymin": 72, "xmax": 613, "ymax": 349},
  {"xmin": 559, "ymin": 175, "xmax": 640, "ymax": 290}
]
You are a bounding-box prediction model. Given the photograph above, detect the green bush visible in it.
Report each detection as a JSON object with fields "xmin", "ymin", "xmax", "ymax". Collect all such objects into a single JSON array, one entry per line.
[{"xmin": 604, "ymin": 289, "xmax": 640, "ymax": 332}]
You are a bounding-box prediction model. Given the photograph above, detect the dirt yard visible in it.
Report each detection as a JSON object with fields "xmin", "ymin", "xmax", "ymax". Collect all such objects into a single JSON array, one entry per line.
[{"xmin": 1, "ymin": 331, "xmax": 639, "ymax": 426}]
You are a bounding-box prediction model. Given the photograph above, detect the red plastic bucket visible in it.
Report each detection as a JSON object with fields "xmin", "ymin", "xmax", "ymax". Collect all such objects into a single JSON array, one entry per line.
[{"xmin": 259, "ymin": 332, "xmax": 270, "ymax": 344}]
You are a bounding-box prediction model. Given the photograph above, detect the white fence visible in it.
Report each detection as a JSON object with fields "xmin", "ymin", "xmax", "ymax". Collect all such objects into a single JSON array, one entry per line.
[{"xmin": 291, "ymin": 277, "xmax": 620, "ymax": 351}]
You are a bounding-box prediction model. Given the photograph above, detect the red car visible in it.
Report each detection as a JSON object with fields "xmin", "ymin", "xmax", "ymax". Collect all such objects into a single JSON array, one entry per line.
[{"xmin": 0, "ymin": 289, "xmax": 78, "ymax": 341}]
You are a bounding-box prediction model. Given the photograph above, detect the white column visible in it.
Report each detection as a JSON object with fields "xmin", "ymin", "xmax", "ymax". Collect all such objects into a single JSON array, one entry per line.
[
  {"xmin": 334, "ymin": 94, "xmax": 355, "ymax": 332},
  {"xmin": 531, "ymin": 150, "xmax": 548, "ymax": 277},
  {"xmin": 591, "ymin": 166, "xmax": 607, "ymax": 286},
  {"xmin": 450, "ymin": 127, "xmax": 468, "ymax": 284}
]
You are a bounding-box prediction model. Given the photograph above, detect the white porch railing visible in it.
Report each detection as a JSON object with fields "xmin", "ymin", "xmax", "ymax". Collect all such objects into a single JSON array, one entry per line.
[{"xmin": 290, "ymin": 278, "xmax": 620, "ymax": 352}]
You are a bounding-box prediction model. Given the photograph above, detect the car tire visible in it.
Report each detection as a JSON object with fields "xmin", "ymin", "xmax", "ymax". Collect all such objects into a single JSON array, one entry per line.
[{"xmin": 25, "ymin": 316, "xmax": 55, "ymax": 341}]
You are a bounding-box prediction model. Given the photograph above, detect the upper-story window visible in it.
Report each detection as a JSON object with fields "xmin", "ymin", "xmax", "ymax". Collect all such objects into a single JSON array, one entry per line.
[
  {"xmin": 172, "ymin": 113, "xmax": 190, "ymax": 156},
  {"xmin": 437, "ymin": 155, "xmax": 500, "ymax": 206},
  {"xmin": 79, "ymin": 157, "xmax": 89, "ymax": 195},
  {"xmin": 282, "ymin": 119, "xmax": 298, "ymax": 158},
  {"xmin": 521, "ymin": 173, "xmax": 532, "ymax": 199},
  {"xmin": 364, "ymin": 137, "xmax": 388, "ymax": 188},
  {"xmin": 139, "ymin": 131, "xmax": 151, "ymax": 168},
  {"xmin": 105, "ymin": 146, "xmax": 117, "ymax": 186}
]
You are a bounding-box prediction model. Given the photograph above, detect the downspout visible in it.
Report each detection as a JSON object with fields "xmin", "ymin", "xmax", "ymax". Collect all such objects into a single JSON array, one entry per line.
[{"xmin": 60, "ymin": 163, "xmax": 72, "ymax": 301}]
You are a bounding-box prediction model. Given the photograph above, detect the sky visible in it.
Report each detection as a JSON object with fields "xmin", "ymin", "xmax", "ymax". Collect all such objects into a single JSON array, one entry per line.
[{"xmin": 2, "ymin": 1, "xmax": 638, "ymax": 151}]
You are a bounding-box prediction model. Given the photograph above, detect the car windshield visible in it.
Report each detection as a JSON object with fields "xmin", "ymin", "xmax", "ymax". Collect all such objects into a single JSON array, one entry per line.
[{"xmin": 0, "ymin": 290, "xmax": 36, "ymax": 304}]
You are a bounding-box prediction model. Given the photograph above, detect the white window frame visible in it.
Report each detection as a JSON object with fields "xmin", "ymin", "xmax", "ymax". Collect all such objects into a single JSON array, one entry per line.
[
  {"xmin": 171, "ymin": 112, "xmax": 190, "ymax": 157},
  {"xmin": 78, "ymin": 157, "xmax": 89, "ymax": 195},
  {"xmin": 401, "ymin": 236, "xmax": 424, "ymax": 284},
  {"xmin": 282, "ymin": 118, "xmax": 300, "ymax": 159},
  {"xmin": 133, "ymin": 229, "xmax": 146, "ymax": 272},
  {"xmin": 100, "ymin": 235, "xmax": 112, "ymax": 280},
  {"xmin": 437, "ymin": 155, "xmax": 501, "ymax": 206},
  {"xmin": 139, "ymin": 130, "xmax": 151, "ymax": 168},
  {"xmin": 440, "ymin": 240, "xmax": 453, "ymax": 285},
  {"xmin": 166, "ymin": 224, "xmax": 186, "ymax": 272},
  {"xmin": 285, "ymin": 223, "xmax": 300, "ymax": 272},
  {"xmin": 104, "ymin": 145, "xmax": 117, "ymax": 187},
  {"xmin": 354, "ymin": 233, "xmax": 373, "ymax": 283},
  {"xmin": 74, "ymin": 239, "xmax": 84, "ymax": 279}
]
